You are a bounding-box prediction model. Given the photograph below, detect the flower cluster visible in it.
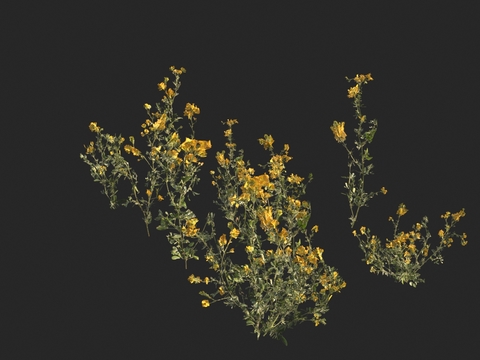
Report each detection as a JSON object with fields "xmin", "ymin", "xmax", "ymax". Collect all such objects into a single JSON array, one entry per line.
[
  {"xmin": 187, "ymin": 121, "xmax": 345, "ymax": 343},
  {"xmin": 352, "ymin": 205, "xmax": 467, "ymax": 287},
  {"xmin": 331, "ymin": 74, "xmax": 467, "ymax": 286},
  {"xmin": 81, "ymin": 67, "xmax": 211, "ymax": 264}
]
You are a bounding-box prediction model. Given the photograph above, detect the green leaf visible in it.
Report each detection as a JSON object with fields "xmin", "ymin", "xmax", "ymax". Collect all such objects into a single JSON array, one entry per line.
[
  {"xmin": 297, "ymin": 214, "xmax": 311, "ymax": 230},
  {"xmin": 364, "ymin": 128, "xmax": 376, "ymax": 143},
  {"xmin": 363, "ymin": 148, "xmax": 373, "ymax": 161},
  {"xmin": 278, "ymin": 334, "xmax": 288, "ymax": 346}
]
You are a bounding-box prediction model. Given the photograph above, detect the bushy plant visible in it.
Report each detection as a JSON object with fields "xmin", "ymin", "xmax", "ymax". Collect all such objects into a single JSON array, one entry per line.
[{"xmin": 81, "ymin": 67, "xmax": 466, "ymax": 344}]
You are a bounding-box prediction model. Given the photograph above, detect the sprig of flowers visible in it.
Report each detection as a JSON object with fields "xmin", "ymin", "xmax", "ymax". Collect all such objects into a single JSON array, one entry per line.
[
  {"xmin": 330, "ymin": 74, "xmax": 386, "ymax": 227},
  {"xmin": 190, "ymin": 121, "xmax": 345, "ymax": 344},
  {"xmin": 81, "ymin": 67, "xmax": 211, "ymax": 266},
  {"xmin": 352, "ymin": 205, "xmax": 467, "ymax": 287}
]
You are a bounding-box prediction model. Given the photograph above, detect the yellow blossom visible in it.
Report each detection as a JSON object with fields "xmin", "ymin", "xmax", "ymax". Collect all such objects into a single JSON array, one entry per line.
[
  {"xmin": 201, "ymin": 300, "xmax": 210, "ymax": 308},
  {"xmin": 158, "ymin": 82, "xmax": 167, "ymax": 91},
  {"xmin": 184, "ymin": 103, "xmax": 200, "ymax": 120},
  {"xmin": 144, "ymin": 103, "xmax": 151, "ymax": 110},
  {"xmin": 146, "ymin": 189, "xmax": 152, "ymax": 197},
  {"xmin": 296, "ymin": 245, "xmax": 307, "ymax": 256},
  {"xmin": 451, "ymin": 209, "xmax": 466, "ymax": 222},
  {"xmin": 151, "ymin": 113, "xmax": 167, "ymax": 132},
  {"xmin": 230, "ymin": 228, "xmax": 240, "ymax": 239},
  {"xmin": 380, "ymin": 187, "xmax": 387, "ymax": 195},
  {"xmin": 258, "ymin": 134, "xmax": 274, "ymax": 150},
  {"xmin": 157, "ymin": 195, "xmax": 164, "ymax": 201},
  {"xmin": 226, "ymin": 119, "xmax": 238, "ymax": 126},
  {"xmin": 89, "ymin": 122, "xmax": 101, "ymax": 133},
  {"xmin": 441, "ymin": 211, "xmax": 451, "ymax": 219},
  {"xmin": 85, "ymin": 141, "xmax": 95, "ymax": 154},
  {"xmin": 396, "ymin": 203, "xmax": 408, "ymax": 216},
  {"xmin": 347, "ymin": 84, "xmax": 360, "ymax": 98},
  {"xmin": 311, "ymin": 225, "xmax": 319, "ymax": 233},
  {"xmin": 258, "ymin": 206, "xmax": 279, "ymax": 230},
  {"xmin": 218, "ymin": 234, "xmax": 228, "ymax": 246},
  {"xmin": 124, "ymin": 145, "xmax": 141, "ymax": 156},
  {"xmin": 218, "ymin": 287, "xmax": 225, "ymax": 295},
  {"xmin": 315, "ymin": 247, "xmax": 324, "ymax": 261},
  {"xmin": 422, "ymin": 245, "xmax": 429, "ymax": 256},
  {"xmin": 204, "ymin": 277, "xmax": 209, "ymax": 285},
  {"xmin": 188, "ymin": 274, "xmax": 202, "ymax": 284},
  {"xmin": 287, "ymin": 174, "xmax": 304, "ymax": 184},
  {"xmin": 245, "ymin": 245, "xmax": 254, "ymax": 253},
  {"xmin": 353, "ymin": 73, "xmax": 373, "ymax": 84},
  {"xmin": 330, "ymin": 121, "xmax": 347, "ymax": 143},
  {"xmin": 182, "ymin": 218, "xmax": 199, "ymax": 237}
]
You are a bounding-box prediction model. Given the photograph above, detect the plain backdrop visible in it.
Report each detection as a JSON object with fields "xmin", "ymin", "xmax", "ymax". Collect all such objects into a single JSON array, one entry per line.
[{"xmin": 3, "ymin": 2, "xmax": 478, "ymax": 359}]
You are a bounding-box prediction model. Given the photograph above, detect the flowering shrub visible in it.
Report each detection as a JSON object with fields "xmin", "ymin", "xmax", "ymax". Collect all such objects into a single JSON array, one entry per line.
[
  {"xmin": 81, "ymin": 67, "xmax": 466, "ymax": 344},
  {"xmin": 332, "ymin": 75, "xmax": 467, "ymax": 287}
]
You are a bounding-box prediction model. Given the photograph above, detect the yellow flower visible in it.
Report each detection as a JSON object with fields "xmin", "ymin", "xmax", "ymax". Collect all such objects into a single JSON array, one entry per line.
[
  {"xmin": 218, "ymin": 234, "xmax": 227, "ymax": 246},
  {"xmin": 311, "ymin": 225, "xmax": 319, "ymax": 233},
  {"xmin": 157, "ymin": 195, "xmax": 164, "ymax": 201},
  {"xmin": 144, "ymin": 103, "xmax": 151, "ymax": 110},
  {"xmin": 201, "ymin": 300, "xmax": 210, "ymax": 308},
  {"xmin": 184, "ymin": 103, "xmax": 200, "ymax": 120},
  {"xmin": 441, "ymin": 211, "xmax": 451, "ymax": 219},
  {"xmin": 347, "ymin": 84, "xmax": 360, "ymax": 98},
  {"xmin": 158, "ymin": 82, "xmax": 167, "ymax": 91},
  {"xmin": 258, "ymin": 134, "xmax": 275, "ymax": 150},
  {"xmin": 245, "ymin": 245, "xmax": 254, "ymax": 253},
  {"xmin": 218, "ymin": 287, "xmax": 225, "ymax": 296},
  {"xmin": 124, "ymin": 145, "xmax": 142, "ymax": 156},
  {"xmin": 360, "ymin": 226, "xmax": 366, "ymax": 235},
  {"xmin": 151, "ymin": 113, "xmax": 167, "ymax": 132},
  {"xmin": 353, "ymin": 73, "xmax": 374, "ymax": 84},
  {"xmin": 88, "ymin": 122, "xmax": 101, "ymax": 133},
  {"xmin": 146, "ymin": 189, "xmax": 152, "ymax": 197},
  {"xmin": 170, "ymin": 66, "xmax": 186, "ymax": 75},
  {"xmin": 85, "ymin": 141, "xmax": 95, "ymax": 154},
  {"xmin": 204, "ymin": 277, "xmax": 209, "ymax": 285},
  {"xmin": 396, "ymin": 203, "xmax": 408, "ymax": 216},
  {"xmin": 438, "ymin": 229, "xmax": 445, "ymax": 238},
  {"xmin": 182, "ymin": 218, "xmax": 199, "ymax": 237},
  {"xmin": 287, "ymin": 174, "xmax": 304, "ymax": 184},
  {"xmin": 216, "ymin": 151, "xmax": 229, "ymax": 166},
  {"xmin": 230, "ymin": 228, "xmax": 240, "ymax": 239},
  {"xmin": 296, "ymin": 245, "xmax": 307, "ymax": 256},
  {"xmin": 188, "ymin": 274, "xmax": 202, "ymax": 284},
  {"xmin": 380, "ymin": 187, "xmax": 387, "ymax": 195},
  {"xmin": 451, "ymin": 209, "xmax": 466, "ymax": 222},
  {"xmin": 330, "ymin": 121, "xmax": 347, "ymax": 143},
  {"xmin": 226, "ymin": 119, "xmax": 238, "ymax": 126},
  {"xmin": 422, "ymin": 245, "xmax": 429, "ymax": 256},
  {"xmin": 258, "ymin": 206, "xmax": 279, "ymax": 230}
]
